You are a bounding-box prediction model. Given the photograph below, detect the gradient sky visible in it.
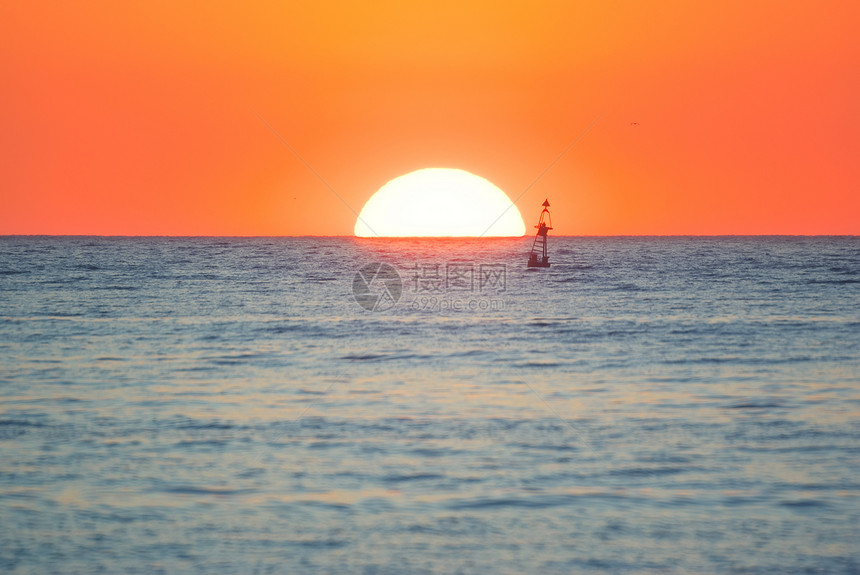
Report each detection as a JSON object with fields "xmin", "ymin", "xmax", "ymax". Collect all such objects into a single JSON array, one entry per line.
[{"xmin": 2, "ymin": 1, "xmax": 858, "ymax": 235}]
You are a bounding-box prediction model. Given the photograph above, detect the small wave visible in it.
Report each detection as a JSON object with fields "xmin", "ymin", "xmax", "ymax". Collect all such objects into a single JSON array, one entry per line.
[
  {"xmin": 159, "ymin": 485, "xmax": 254, "ymax": 496},
  {"xmin": 297, "ymin": 500, "xmax": 352, "ymax": 510},
  {"xmin": 308, "ymin": 441, "xmax": 350, "ymax": 449},
  {"xmin": 780, "ymin": 499, "xmax": 829, "ymax": 509},
  {"xmin": 175, "ymin": 365, "xmax": 217, "ymax": 373},
  {"xmin": 808, "ymin": 278, "xmax": 860, "ymax": 284},
  {"xmin": 442, "ymin": 491, "xmax": 637, "ymax": 510},
  {"xmin": 340, "ymin": 353, "xmax": 388, "ymax": 361},
  {"xmin": 446, "ymin": 349, "xmax": 489, "ymax": 358},
  {"xmin": 92, "ymin": 285, "xmax": 140, "ymax": 291},
  {"xmin": 54, "ymin": 397, "xmax": 85, "ymax": 404},
  {"xmin": 339, "ymin": 352, "xmax": 433, "ymax": 362},
  {"xmin": 446, "ymin": 495, "xmax": 572, "ymax": 510},
  {"xmin": 264, "ymin": 323, "xmax": 315, "ymax": 335},
  {"xmin": 663, "ymin": 356, "xmax": 739, "ymax": 365},
  {"xmin": 510, "ymin": 442, "xmax": 578, "ymax": 452},
  {"xmin": 612, "ymin": 283, "xmax": 644, "ymax": 291},
  {"xmin": 290, "ymin": 538, "xmax": 349, "ymax": 549},
  {"xmin": 389, "ymin": 353, "xmax": 435, "ymax": 360},
  {"xmin": 175, "ymin": 421, "xmax": 234, "ymax": 430},
  {"xmin": 173, "ymin": 439, "xmax": 231, "ymax": 448},
  {"xmin": 528, "ymin": 320, "xmax": 559, "ymax": 327},
  {"xmin": 410, "ymin": 447, "xmax": 454, "ymax": 458},
  {"xmin": 726, "ymin": 401, "xmax": 786, "ymax": 409},
  {"xmin": 0, "ymin": 419, "xmax": 45, "ymax": 427},
  {"xmin": 609, "ymin": 466, "xmax": 688, "ymax": 477},
  {"xmin": 383, "ymin": 473, "xmax": 445, "ymax": 483},
  {"xmin": 512, "ymin": 361, "xmax": 561, "ymax": 368},
  {"xmin": 206, "ymin": 352, "xmax": 267, "ymax": 365}
]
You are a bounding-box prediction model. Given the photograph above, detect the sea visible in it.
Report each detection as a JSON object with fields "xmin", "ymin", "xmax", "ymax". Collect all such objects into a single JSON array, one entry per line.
[{"xmin": 1, "ymin": 236, "xmax": 858, "ymax": 574}]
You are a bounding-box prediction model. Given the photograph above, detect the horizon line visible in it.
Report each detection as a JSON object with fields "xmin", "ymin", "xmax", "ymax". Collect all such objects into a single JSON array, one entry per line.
[{"xmin": 2, "ymin": 234, "xmax": 858, "ymax": 239}]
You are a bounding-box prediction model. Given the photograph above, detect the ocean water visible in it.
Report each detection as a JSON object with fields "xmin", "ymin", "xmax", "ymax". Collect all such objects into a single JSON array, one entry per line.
[{"xmin": 1, "ymin": 236, "xmax": 858, "ymax": 574}]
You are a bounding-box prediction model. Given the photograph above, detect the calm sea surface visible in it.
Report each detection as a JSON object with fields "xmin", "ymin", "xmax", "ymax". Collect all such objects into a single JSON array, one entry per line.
[{"xmin": 1, "ymin": 236, "xmax": 858, "ymax": 574}]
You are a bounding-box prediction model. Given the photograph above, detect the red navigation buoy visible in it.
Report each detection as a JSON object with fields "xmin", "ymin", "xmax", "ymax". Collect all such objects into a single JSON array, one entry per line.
[{"xmin": 527, "ymin": 199, "xmax": 552, "ymax": 268}]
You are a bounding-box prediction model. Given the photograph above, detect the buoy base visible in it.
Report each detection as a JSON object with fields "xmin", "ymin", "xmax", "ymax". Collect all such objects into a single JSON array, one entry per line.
[{"xmin": 527, "ymin": 254, "xmax": 550, "ymax": 268}]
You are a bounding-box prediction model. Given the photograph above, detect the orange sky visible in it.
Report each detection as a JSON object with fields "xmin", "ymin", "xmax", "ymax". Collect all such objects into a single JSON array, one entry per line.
[{"xmin": 2, "ymin": 1, "xmax": 858, "ymax": 235}]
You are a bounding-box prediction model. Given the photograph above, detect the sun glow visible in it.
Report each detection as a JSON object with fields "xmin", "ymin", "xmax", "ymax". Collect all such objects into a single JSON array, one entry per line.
[{"xmin": 354, "ymin": 168, "xmax": 526, "ymax": 237}]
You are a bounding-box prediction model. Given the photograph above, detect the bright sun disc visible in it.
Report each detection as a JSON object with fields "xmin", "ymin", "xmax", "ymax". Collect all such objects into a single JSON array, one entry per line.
[{"xmin": 354, "ymin": 168, "xmax": 526, "ymax": 237}]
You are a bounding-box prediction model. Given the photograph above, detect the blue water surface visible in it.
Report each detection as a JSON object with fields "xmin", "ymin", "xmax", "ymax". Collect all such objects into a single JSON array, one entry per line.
[{"xmin": 1, "ymin": 236, "xmax": 858, "ymax": 573}]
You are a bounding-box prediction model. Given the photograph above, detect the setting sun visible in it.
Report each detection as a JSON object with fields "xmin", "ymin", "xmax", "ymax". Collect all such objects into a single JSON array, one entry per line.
[{"xmin": 354, "ymin": 168, "xmax": 526, "ymax": 237}]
